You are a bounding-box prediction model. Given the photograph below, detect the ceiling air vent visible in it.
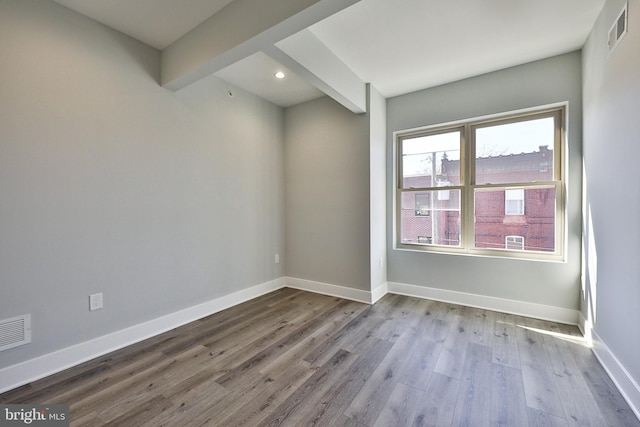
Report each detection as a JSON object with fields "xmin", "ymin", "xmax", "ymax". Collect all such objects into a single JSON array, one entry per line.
[
  {"xmin": 608, "ymin": 2, "xmax": 628, "ymax": 55},
  {"xmin": 0, "ymin": 314, "xmax": 31, "ymax": 351}
]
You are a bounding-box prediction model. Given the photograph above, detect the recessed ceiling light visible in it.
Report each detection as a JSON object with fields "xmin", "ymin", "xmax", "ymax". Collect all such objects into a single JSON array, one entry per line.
[{"xmin": 274, "ymin": 71, "xmax": 286, "ymax": 79}]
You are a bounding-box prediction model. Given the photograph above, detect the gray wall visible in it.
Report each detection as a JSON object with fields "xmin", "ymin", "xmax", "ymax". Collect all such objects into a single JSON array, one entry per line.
[
  {"xmin": 582, "ymin": 0, "xmax": 640, "ymax": 388},
  {"xmin": 284, "ymin": 96, "xmax": 371, "ymax": 290},
  {"xmin": 0, "ymin": 0, "xmax": 284, "ymax": 368},
  {"xmin": 387, "ymin": 52, "xmax": 583, "ymax": 310}
]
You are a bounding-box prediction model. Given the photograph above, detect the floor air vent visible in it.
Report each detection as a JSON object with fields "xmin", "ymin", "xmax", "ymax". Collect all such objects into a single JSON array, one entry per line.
[{"xmin": 0, "ymin": 314, "xmax": 31, "ymax": 351}]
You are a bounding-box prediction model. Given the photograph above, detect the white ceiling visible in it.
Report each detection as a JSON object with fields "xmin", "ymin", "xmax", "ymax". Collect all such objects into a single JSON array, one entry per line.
[
  {"xmin": 310, "ymin": 0, "xmax": 606, "ymax": 98},
  {"xmin": 214, "ymin": 52, "xmax": 324, "ymax": 108},
  {"xmin": 52, "ymin": 0, "xmax": 605, "ymax": 106},
  {"xmin": 53, "ymin": 0, "xmax": 234, "ymax": 49}
]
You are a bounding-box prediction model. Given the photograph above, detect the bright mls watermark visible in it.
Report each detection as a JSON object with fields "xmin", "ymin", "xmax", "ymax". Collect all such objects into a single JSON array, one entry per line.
[{"xmin": 1, "ymin": 405, "xmax": 69, "ymax": 426}]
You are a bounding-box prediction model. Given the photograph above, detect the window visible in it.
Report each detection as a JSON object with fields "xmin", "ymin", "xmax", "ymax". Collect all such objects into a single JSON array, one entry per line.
[
  {"xmin": 415, "ymin": 193, "xmax": 431, "ymax": 216},
  {"xmin": 505, "ymin": 236, "xmax": 525, "ymax": 250},
  {"xmin": 396, "ymin": 107, "xmax": 564, "ymax": 259},
  {"xmin": 505, "ymin": 189, "xmax": 524, "ymax": 215},
  {"xmin": 399, "ymin": 129, "xmax": 462, "ymax": 247}
]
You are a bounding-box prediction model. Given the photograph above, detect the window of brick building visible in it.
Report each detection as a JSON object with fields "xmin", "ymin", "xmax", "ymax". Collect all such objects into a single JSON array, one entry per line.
[
  {"xmin": 415, "ymin": 193, "xmax": 431, "ymax": 216},
  {"xmin": 506, "ymin": 235, "xmax": 525, "ymax": 250},
  {"xmin": 505, "ymin": 189, "xmax": 525, "ymax": 216}
]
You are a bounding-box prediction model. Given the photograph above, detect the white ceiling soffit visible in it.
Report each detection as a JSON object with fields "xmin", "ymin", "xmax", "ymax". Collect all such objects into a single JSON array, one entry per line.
[
  {"xmin": 310, "ymin": 0, "xmax": 606, "ymax": 98},
  {"xmin": 214, "ymin": 52, "xmax": 324, "ymax": 108},
  {"xmin": 53, "ymin": 0, "xmax": 235, "ymax": 49}
]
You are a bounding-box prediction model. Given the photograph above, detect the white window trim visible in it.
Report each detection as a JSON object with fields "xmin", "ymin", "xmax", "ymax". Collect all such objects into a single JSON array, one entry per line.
[
  {"xmin": 505, "ymin": 189, "xmax": 525, "ymax": 216},
  {"xmin": 506, "ymin": 235, "xmax": 525, "ymax": 250}
]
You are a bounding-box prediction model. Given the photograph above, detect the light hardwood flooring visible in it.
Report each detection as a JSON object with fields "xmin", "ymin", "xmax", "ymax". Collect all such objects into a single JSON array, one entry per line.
[{"xmin": 1, "ymin": 288, "xmax": 638, "ymax": 426}]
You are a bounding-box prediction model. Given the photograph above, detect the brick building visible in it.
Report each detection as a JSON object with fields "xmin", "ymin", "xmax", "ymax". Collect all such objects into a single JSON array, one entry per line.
[{"xmin": 401, "ymin": 146, "xmax": 555, "ymax": 251}]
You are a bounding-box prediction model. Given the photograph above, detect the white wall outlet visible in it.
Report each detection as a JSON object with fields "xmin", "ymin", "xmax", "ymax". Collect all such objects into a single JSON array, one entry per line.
[
  {"xmin": 89, "ymin": 293, "xmax": 103, "ymax": 311},
  {"xmin": 275, "ymin": 253, "xmax": 280, "ymax": 264}
]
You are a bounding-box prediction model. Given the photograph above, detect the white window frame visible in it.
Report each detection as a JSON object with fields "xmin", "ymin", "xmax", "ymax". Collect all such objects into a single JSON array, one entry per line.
[
  {"xmin": 506, "ymin": 235, "xmax": 525, "ymax": 250},
  {"xmin": 505, "ymin": 189, "xmax": 525, "ymax": 216},
  {"xmin": 394, "ymin": 105, "xmax": 565, "ymax": 261}
]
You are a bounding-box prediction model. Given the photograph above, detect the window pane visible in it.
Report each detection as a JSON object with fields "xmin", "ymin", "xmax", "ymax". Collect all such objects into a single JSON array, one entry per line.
[
  {"xmin": 505, "ymin": 189, "xmax": 525, "ymax": 215},
  {"xmin": 400, "ymin": 189, "xmax": 461, "ymax": 246},
  {"xmin": 401, "ymin": 131, "xmax": 460, "ymax": 189},
  {"xmin": 475, "ymin": 117, "xmax": 554, "ymax": 185},
  {"xmin": 474, "ymin": 186, "xmax": 556, "ymax": 252}
]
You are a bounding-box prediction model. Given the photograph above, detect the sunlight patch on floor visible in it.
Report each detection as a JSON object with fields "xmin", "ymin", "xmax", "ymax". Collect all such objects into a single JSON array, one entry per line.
[{"xmin": 517, "ymin": 325, "xmax": 592, "ymax": 348}]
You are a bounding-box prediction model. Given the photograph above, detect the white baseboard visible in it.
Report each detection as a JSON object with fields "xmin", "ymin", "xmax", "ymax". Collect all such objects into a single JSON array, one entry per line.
[
  {"xmin": 387, "ymin": 281, "xmax": 579, "ymax": 325},
  {"xmin": 577, "ymin": 310, "xmax": 593, "ymax": 345},
  {"xmin": 591, "ymin": 329, "xmax": 640, "ymax": 421},
  {"xmin": 285, "ymin": 277, "xmax": 376, "ymax": 304},
  {"xmin": 0, "ymin": 278, "xmax": 285, "ymax": 394},
  {"xmin": 371, "ymin": 282, "xmax": 388, "ymax": 304},
  {"xmin": 577, "ymin": 310, "xmax": 587, "ymax": 335}
]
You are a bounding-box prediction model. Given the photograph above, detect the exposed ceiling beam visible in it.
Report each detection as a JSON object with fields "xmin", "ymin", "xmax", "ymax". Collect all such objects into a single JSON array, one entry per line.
[
  {"xmin": 161, "ymin": 0, "xmax": 360, "ymax": 91},
  {"xmin": 265, "ymin": 29, "xmax": 366, "ymax": 113}
]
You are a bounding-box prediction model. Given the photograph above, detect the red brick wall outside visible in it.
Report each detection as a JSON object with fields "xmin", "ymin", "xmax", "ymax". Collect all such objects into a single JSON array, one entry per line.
[{"xmin": 400, "ymin": 148, "xmax": 555, "ymax": 251}]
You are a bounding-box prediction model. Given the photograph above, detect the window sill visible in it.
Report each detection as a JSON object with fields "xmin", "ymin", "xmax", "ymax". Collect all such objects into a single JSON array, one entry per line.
[{"xmin": 393, "ymin": 244, "xmax": 566, "ymax": 263}]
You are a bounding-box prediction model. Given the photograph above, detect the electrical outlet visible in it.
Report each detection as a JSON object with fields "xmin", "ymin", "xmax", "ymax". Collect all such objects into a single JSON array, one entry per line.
[
  {"xmin": 89, "ymin": 293, "xmax": 103, "ymax": 311},
  {"xmin": 275, "ymin": 253, "xmax": 280, "ymax": 264}
]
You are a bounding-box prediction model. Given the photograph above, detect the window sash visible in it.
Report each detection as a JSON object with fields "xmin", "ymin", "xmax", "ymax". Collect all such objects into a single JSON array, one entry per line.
[
  {"xmin": 398, "ymin": 188, "xmax": 463, "ymax": 247},
  {"xmin": 472, "ymin": 183, "xmax": 559, "ymax": 253},
  {"xmin": 398, "ymin": 126, "xmax": 465, "ymax": 191}
]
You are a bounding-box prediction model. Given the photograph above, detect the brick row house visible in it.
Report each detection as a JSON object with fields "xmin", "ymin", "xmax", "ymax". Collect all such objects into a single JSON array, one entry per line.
[{"xmin": 401, "ymin": 145, "xmax": 555, "ymax": 251}]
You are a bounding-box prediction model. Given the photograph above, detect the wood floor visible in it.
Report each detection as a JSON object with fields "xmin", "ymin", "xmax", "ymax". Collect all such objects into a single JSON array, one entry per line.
[{"xmin": 1, "ymin": 288, "xmax": 638, "ymax": 426}]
